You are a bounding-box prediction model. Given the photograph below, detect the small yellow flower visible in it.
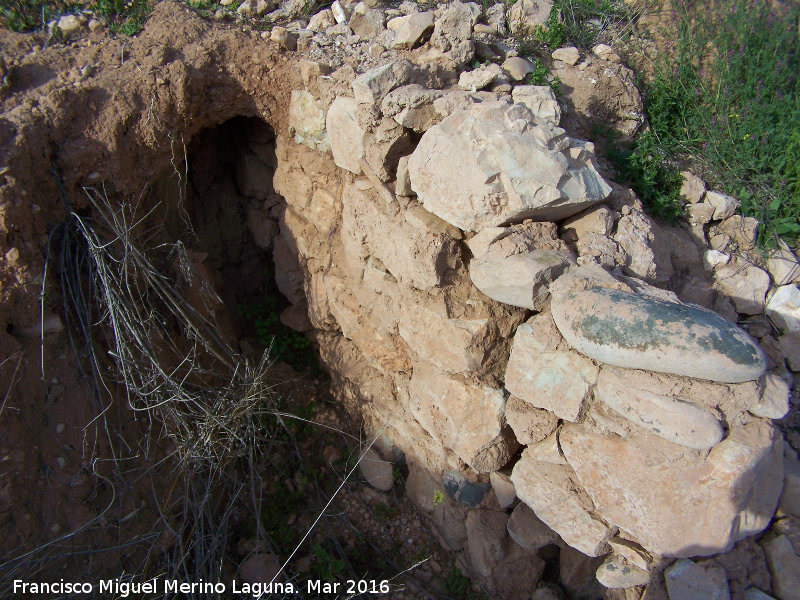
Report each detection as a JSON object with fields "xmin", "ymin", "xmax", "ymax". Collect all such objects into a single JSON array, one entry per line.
[{"xmin": 743, "ymin": 134, "xmax": 751, "ymax": 140}]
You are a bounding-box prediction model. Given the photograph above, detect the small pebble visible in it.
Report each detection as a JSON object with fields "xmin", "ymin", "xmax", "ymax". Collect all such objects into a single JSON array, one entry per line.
[{"xmin": 55, "ymin": 423, "xmax": 65, "ymax": 434}]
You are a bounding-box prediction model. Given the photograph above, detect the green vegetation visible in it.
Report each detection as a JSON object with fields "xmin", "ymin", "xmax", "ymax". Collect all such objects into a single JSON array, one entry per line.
[
  {"xmin": 525, "ymin": 58, "xmax": 561, "ymax": 96},
  {"xmin": 601, "ymin": 126, "xmax": 684, "ymax": 221},
  {"xmin": 1, "ymin": 0, "xmax": 151, "ymax": 34},
  {"xmin": 630, "ymin": 0, "xmax": 800, "ymax": 242},
  {"xmin": 237, "ymin": 295, "xmax": 317, "ymax": 371},
  {"xmin": 444, "ymin": 563, "xmax": 481, "ymax": 600},
  {"xmin": 515, "ymin": 0, "xmax": 630, "ymax": 55}
]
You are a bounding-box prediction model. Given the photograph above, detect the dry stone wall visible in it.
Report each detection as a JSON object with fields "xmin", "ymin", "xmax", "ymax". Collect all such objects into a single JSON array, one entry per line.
[{"xmin": 270, "ymin": 8, "xmax": 796, "ymax": 593}]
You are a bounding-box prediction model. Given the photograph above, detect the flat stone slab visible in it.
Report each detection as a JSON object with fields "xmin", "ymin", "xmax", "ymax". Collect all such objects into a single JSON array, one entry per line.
[{"xmin": 551, "ymin": 286, "xmax": 767, "ymax": 383}]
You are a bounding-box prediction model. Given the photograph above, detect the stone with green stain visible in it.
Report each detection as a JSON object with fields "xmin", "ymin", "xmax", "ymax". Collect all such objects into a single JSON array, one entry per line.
[
  {"xmin": 595, "ymin": 555, "xmax": 651, "ymax": 589},
  {"xmin": 551, "ymin": 286, "xmax": 766, "ymax": 383}
]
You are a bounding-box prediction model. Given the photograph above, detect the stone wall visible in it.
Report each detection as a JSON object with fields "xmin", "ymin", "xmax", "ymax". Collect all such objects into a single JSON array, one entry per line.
[{"xmin": 269, "ymin": 39, "xmax": 794, "ymax": 598}]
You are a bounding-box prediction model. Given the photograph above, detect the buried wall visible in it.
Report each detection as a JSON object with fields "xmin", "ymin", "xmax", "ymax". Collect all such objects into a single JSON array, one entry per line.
[{"xmin": 0, "ymin": 2, "xmax": 797, "ymax": 598}]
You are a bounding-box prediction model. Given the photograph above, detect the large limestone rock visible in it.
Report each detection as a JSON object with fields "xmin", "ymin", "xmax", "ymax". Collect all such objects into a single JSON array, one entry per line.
[
  {"xmin": 410, "ymin": 362, "xmax": 518, "ymax": 472},
  {"xmin": 408, "ymin": 101, "xmax": 612, "ymax": 231},
  {"xmin": 392, "ymin": 11, "xmax": 434, "ymax": 48},
  {"xmin": 505, "ymin": 318, "xmax": 599, "ymax": 422},
  {"xmin": 507, "ymin": 502, "xmax": 560, "ymax": 550},
  {"xmin": 341, "ymin": 182, "xmax": 460, "ymax": 290},
  {"xmin": 511, "ymin": 450, "xmax": 616, "ymax": 556},
  {"xmin": 429, "ymin": 0, "xmax": 479, "ymax": 66},
  {"xmin": 551, "ymin": 286, "xmax": 767, "ymax": 384},
  {"xmin": 470, "ymin": 249, "xmax": 574, "ymax": 310},
  {"xmin": 508, "ymin": 0, "xmax": 552, "ymax": 33},
  {"xmin": 326, "ymin": 96, "xmax": 367, "ymax": 173},
  {"xmin": 664, "ymin": 559, "xmax": 732, "ymax": 600},
  {"xmin": 288, "ymin": 90, "xmax": 330, "ymax": 152},
  {"xmin": 398, "ymin": 304, "xmax": 494, "ymax": 373},
  {"xmin": 596, "ymin": 367, "xmax": 724, "ymax": 450},
  {"xmin": 560, "ymin": 419, "xmax": 784, "ymax": 558}
]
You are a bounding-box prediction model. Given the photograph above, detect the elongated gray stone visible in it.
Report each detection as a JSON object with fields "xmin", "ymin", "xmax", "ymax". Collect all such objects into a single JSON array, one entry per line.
[
  {"xmin": 551, "ymin": 286, "xmax": 767, "ymax": 383},
  {"xmin": 597, "ymin": 367, "xmax": 724, "ymax": 450}
]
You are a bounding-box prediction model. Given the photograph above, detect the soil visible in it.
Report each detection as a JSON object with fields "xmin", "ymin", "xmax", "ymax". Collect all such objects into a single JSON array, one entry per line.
[{"xmin": 0, "ymin": 4, "xmax": 467, "ymax": 597}]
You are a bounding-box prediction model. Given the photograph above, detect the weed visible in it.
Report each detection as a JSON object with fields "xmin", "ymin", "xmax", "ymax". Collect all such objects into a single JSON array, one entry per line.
[
  {"xmin": 311, "ymin": 543, "xmax": 346, "ymax": 580},
  {"xmin": 598, "ymin": 125, "xmax": 684, "ymax": 222},
  {"xmin": 444, "ymin": 563, "xmax": 481, "ymax": 600},
  {"xmin": 0, "ymin": 0, "xmax": 150, "ymax": 34},
  {"xmin": 639, "ymin": 0, "xmax": 800, "ymax": 243},
  {"xmin": 514, "ymin": 0, "xmax": 630, "ymax": 56},
  {"xmin": 92, "ymin": 0, "xmax": 150, "ymax": 34},
  {"xmin": 432, "ymin": 489, "xmax": 444, "ymax": 507},
  {"xmin": 374, "ymin": 501, "xmax": 399, "ymax": 521},
  {"xmin": 558, "ymin": 0, "xmax": 629, "ymax": 49},
  {"xmin": 525, "ymin": 58, "xmax": 562, "ymax": 96},
  {"xmin": 237, "ymin": 296, "xmax": 318, "ymax": 371}
]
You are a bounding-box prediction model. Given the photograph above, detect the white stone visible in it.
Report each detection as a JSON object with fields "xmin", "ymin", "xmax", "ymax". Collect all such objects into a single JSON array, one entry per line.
[
  {"xmin": 331, "ymin": 0, "xmax": 349, "ymax": 24},
  {"xmin": 395, "ymin": 155, "xmax": 413, "ymax": 196},
  {"xmin": 715, "ymin": 260, "xmax": 771, "ymax": 315},
  {"xmin": 768, "ymin": 242, "xmax": 800, "ymax": 286},
  {"xmin": 592, "ymin": 43, "xmax": 621, "ymax": 62},
  {"xmin": 458, "ymin": 66, "xmax": 498, "ymax": 91},
  {"xmin": 288, "ymin": 90, "xmax": 330, "ymax": 152},
  {"xmin": 665, "ymin": 559, "xmax": 732, "ymax": 600},
  {"xmin": 680, "ymin": 171, "xmax": 706, "ymax": 203},
  {"xmin": 552, "ymin": 46, "xmax": 580, "ymax": 65},
  {"xmin": 595, "ymin": 555, "xmax": 650, "ymax": 589},
  {"xmin": 56, "ymin": 14, "xmax": 84, "ymax": 36},
  {"xmin": 767, "ymin": 285, "xmax": 800, "ymax": 333},
  {"xmin": 511, "ymin": 85, "xmax": 561, "ymax": 126},
  {"xmin": 349, "ymin": 3, "xmax": 385, "ymax": 40},
  {"xmin": 502, "ymin": 56, "xmax": 535, "ymax": 81},
  {"xmin": 326, "ymin": 96, "xmax": 366, "ymax": 174},
  {"xmin": 706, "ymin": 190, "xmax": 739, "ymax": 220},
  {"xmin": 408, "ymin": 101, "xmax": 612, "ymax": 231},
  {"xmin": 489, "ymin": 471, "xmax": 517, "ymax": 509},
  {"xmin": 470, "ymin": 249, "xmax": 574, "ymax": 310},
  {"xmin": 392, "ymin": 11, "xmax": 434, "ymax": 48},
  {"xmin": 703, "ymin": 249, "xmax": 730, "ymax": 271},
  {"xmin": 748, "ymin": 373, "xmax": 790, "ymax": 419},
  {"xmin": 359, "ymin": 447, "xmax": 393, "ymax": 491}
]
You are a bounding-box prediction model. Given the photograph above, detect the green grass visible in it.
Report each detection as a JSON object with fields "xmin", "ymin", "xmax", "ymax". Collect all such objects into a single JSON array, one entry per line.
[
  {"xmin": 515, "ymin": 0, "xmax": 630, "ymax": 56},
  {"xmin": 633, "ymin": 0, "xmax": 800, "ymax": 242},
  {"xmin": 1, "ymin": 0, "xmax": 151, "ymax": 34}
]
